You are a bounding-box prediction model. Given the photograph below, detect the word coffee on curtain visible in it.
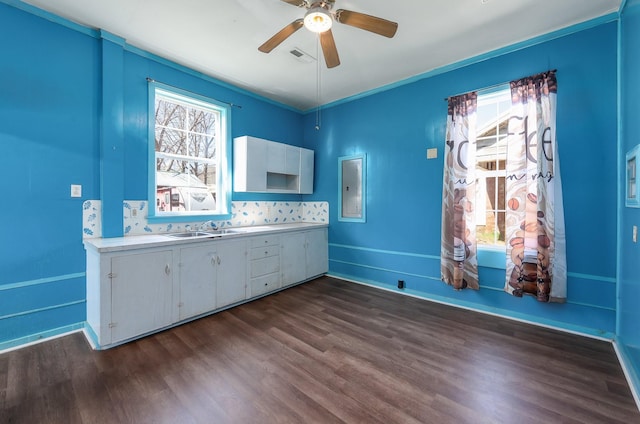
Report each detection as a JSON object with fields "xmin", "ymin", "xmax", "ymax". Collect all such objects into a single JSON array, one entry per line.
[{"xmin": 504, "ymin": 70, "xmax": 567, "ymax": 303}]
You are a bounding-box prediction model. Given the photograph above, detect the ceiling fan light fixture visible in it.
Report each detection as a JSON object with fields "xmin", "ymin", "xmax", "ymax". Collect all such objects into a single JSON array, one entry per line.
[{"xmin": 304, "ymin": 7, "xmax": 332, "ymax": 33}]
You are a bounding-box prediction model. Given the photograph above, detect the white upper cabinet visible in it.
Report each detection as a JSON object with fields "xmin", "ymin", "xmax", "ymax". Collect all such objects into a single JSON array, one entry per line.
[
  {"xmin": 234, "ymin": 136, "xmax": 314, "ymax": 193},
  {"xmin": 234, "ymin": 136, "xmax": 267, "ymax": 192},
  {"xmin": 299, "ymin": 148, "xmax": 314, "ymax": 194}
]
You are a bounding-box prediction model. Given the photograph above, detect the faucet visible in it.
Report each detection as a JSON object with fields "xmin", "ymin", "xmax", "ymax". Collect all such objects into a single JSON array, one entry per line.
[{"xmin": 199, "ymin": 220, "xmax": 218, "ymax": 231}]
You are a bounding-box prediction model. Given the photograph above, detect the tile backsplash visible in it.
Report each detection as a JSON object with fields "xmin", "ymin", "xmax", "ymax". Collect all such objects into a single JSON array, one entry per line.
[{"xmin": 82, "ymin": 200, "xmax": 328, "ymax": 238}]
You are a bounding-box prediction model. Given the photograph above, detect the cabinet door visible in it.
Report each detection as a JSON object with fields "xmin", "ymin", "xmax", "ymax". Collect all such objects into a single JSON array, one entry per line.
[
  {"xmin": 110, "ymin": 250, "xmax": 173, "ymax": 344},
  {"xmin": 216, "ymin": 239, "xmax": 248, "ymax": 308},
  {"xmin": 246, "ymin": 137, "xmax": 267, "ymax": 191},
  {"xmin": 179, "ymin": 244, "xmax": 217, "ymax": 320},
  {"xmin": 281, "ymin": 231, "xmax": 307, "ymax": 287},
  {"xmin": 299, "ymin": 148, "xmax": 314, "ymax": 194},
  {"xmin": 306, "ymin": 229, "xmax": 329, "ymax": 279},
  {"xmin": 234, "ymin": 136, "xmax": 267, "ymax": 192},
  {"xmin": 266, "ymin": 141, "xmax": 286, "ymax": 173},
  {"xmin": 285, "ymin": 145, "xmax": 301, "ymax": 175}
]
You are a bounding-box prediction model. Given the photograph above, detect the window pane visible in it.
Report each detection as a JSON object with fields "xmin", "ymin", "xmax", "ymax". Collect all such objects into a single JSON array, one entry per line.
[
  {"xmin": 498, "ymin": 176, "xmax": 506, "ymax": 210},
  {"xmin": 189, "ymin": 108, "xmax": 218, "ymax": 136},
  {"xmin": 497, "ymin": 211, "xmax": 506, "ymax": 243},
  {"xmin": 155, "ymin": 161, "xmax": 216, "ymax": 213},
  {"xmin": 155, "ymin": 128, "xmax": 186, "ymax": 155},
  {"xmin": 156, "ymin": 99, "xmax": 186, "ymax": 130},
  {"xmin": 188, "ymin": 134, "xmax": 216, "ymax": 160},
  {"xmin": 476, "ymin": 211, "xmax": 496, "ymax": 245}
]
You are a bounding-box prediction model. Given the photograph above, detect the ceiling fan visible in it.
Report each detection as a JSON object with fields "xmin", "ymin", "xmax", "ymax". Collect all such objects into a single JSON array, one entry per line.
[{"xmin": 258, "ymin": 0, "xmax": 398, "ymax": 68}]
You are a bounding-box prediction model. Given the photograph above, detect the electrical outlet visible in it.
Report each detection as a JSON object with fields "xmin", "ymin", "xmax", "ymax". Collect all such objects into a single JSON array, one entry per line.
[{"xmin": 426, "ymin": 148, "xmax": 438, "ymax": 159}]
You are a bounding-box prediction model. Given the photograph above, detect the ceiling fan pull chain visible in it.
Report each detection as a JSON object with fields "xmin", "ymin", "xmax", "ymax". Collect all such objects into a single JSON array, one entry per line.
[{"xmin": 316, "ymin": 33, "xmax": 322, "ymax": 130}]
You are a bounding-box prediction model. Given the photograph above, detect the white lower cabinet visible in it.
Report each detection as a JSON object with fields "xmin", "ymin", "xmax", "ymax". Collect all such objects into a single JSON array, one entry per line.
[
  {"xmin": 85, "ymin": 226, "xmax": 327, "ymax": 349},
  {"xmin": 305, "ymin": 228, "xmax": 329, "ymax": 278},
  {"xmin": 178, "ymin": 244, "xmax": 218, "ymax": 320},
  {"xmin": 249, "ymin": 235, "xmax": 281, "ymax": 297},
  {"xmin": 87, "ymin": 249, "xmax": 174, "ymax": 346},
  {"xmin": 281, "ymin": 232, "xmax": 307, "ymax": 287},
  {"xmin": 215, "ymin": 239, "xmax": 248, "ymax": 308},
  {"xmin": 179, "ymin": 239, "xmax": 248, "ymax": 319},
  {"xmin": 281, "ymin": 227, "xmax": 329, "ymax": 287}
]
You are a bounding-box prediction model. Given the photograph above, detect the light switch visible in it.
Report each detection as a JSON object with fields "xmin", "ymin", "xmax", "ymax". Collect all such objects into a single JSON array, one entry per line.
[
  {"xmin": 426, "ymin": 148, "xmax": 438, "ymax": 159},
  {"xmin": 71, "ymin": 184, "xmax": 82, "ymax": 198}
]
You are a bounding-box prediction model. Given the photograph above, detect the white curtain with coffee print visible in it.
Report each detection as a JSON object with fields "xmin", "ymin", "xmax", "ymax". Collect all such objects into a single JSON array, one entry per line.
[
  {"xmin": 441, "ymin": 93, "xmax": 479, "ymax": 290},
  {"xmin": 504, "ymin": 70, "xmax": 567, "ymax": 302}
]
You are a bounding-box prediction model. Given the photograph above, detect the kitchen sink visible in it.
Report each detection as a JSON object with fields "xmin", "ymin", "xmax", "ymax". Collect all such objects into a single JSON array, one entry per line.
[
  {"xmin": 165, "ymin": 231, "xmax": 220, "ymax": 239},
  {"xmin": 211, "ymin": 228, "xmax": 245, "ymax": 234}
]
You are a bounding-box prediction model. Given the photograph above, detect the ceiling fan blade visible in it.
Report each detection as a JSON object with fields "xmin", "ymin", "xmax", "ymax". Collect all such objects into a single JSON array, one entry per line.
[
  {"xmin": 258, "ymin": 19, "xmax": 304, "ymax": 53},
  {"xmin": 319, "ymin": 29, "xmax": 340, "ymax": 68},
  {"xmin": 335, "ymin": 9, "xmax": 398, "ymax": 38},
  {"xmin": 280, "ymin": 0, "xmax": 307, "ymax": 6}
]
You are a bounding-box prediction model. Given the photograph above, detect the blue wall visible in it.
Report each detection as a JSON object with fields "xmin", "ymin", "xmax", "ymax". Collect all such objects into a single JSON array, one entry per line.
[
  {"xmin": 304, "ymin": 20, "xmax": 620, "ymax": 338},
  {"xmin": 0, "ymin": 2, "xmax": 98, "ymax": 345},
  {"xmin": 0, "ymin": 1, "xmax": 303, "ymax": 349},
  {"xmin": 619, "ymin": 0, "xmax": 640, "ymax": 399}
]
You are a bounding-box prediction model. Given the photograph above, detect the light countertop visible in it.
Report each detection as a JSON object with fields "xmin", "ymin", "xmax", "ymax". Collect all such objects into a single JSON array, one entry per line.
[{"xmin": 84, "ymin": 222, "xmax": 328, "ymax": 253}]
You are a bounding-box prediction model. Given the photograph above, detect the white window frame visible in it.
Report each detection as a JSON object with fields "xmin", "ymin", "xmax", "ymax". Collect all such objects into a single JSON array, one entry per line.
[
  {"xmin": 475, "ymin": 85, "xmax": 511, "ymax": 268},
  {"xmin": 147, "ymin": 81, "xmax": 232, "ymax": 222}
]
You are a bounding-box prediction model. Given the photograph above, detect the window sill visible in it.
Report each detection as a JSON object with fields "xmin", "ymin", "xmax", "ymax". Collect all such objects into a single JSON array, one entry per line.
[{"xmin": 477, "ymin": 246, "xmax": 506, "ymax": 269}]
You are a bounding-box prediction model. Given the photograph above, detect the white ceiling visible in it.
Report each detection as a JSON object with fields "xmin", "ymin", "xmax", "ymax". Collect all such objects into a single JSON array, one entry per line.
[{"xmin": 21, "ymin": 0, "xmax": 621, "ymax": 111}]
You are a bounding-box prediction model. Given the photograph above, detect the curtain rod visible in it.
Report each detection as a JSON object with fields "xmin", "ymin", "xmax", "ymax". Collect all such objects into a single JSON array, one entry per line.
[
  {"xmin": 146, "ymin": 77, "xmax": 242, "ymax": 109},
  {"xmin": 443, "ymin": 69, "xmax": 557, "ymax": 101}
]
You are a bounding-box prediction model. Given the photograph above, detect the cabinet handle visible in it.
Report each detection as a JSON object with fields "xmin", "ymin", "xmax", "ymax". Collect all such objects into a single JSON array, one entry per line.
[
  {"xmin": 211, "ymin": 256, "xmax": 216, "ymax": 266},
  {"xmin": 165, "ymin": 264, "xmax": 171, "ymax": 275},
  {"xmin": 217, "ymin": 256, "xmax": 221, "ymax": 265}
]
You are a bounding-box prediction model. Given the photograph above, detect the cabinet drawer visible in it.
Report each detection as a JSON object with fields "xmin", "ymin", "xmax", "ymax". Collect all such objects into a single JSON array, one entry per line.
[
  {"xmin": 250, "ymin": 245, "xmax": 279, "ymax": 260},
  {"xmin": 250, "ymin": 255, "xmax": 280, "ymax": 278},
  {"xmin": 250, "ymin": 235, "xmax": 279, "ymax": 248},
  {"xmin": 250, "ymin": 273, "xmax": 281, "ymax": 297}
]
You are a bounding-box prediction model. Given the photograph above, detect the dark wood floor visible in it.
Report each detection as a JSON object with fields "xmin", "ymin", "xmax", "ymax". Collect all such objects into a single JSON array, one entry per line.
[{"xmin": 1, "ymin": 276, "xmax": 639, "ymax": 424}]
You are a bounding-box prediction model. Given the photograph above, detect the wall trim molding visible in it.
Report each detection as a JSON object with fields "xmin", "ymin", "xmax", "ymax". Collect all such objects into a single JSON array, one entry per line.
[
  {"xmin": 0, "ymin": 272, "xmax": 85, "ymax": 291},
  {"xmin": 330, "ymin": 243, "xmax": 440, "ymax": 260},
  {"xmin": 0, "ymin": 300, "xmax": 86, "ymax": 321},
  {"xmin": 330, "ymin": 243, "xmax": 615, "ymax": 285},
  {"xmin": 330, "ymin": 258, "xmax": 615, "ymax": 312},
  {"xmin": 0, "ymin": 324, "xmax": 85, "ymax": 354},
  {"xmin": 328, "ymin": 272, "xmax": 615, "ymax": 341},
  {"xmin": 613, "ymin": 339, "xmax": 640, "ymax": 412}
]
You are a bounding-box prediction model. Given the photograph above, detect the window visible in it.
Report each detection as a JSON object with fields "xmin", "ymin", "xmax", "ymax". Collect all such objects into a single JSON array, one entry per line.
[
  {"xmin": 148, "ymin": 82, "xmax": 231, "ymax": 221},
  {"xmin": 475, "ymin": 86, "xmax": 510, "ymax": 247}
]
